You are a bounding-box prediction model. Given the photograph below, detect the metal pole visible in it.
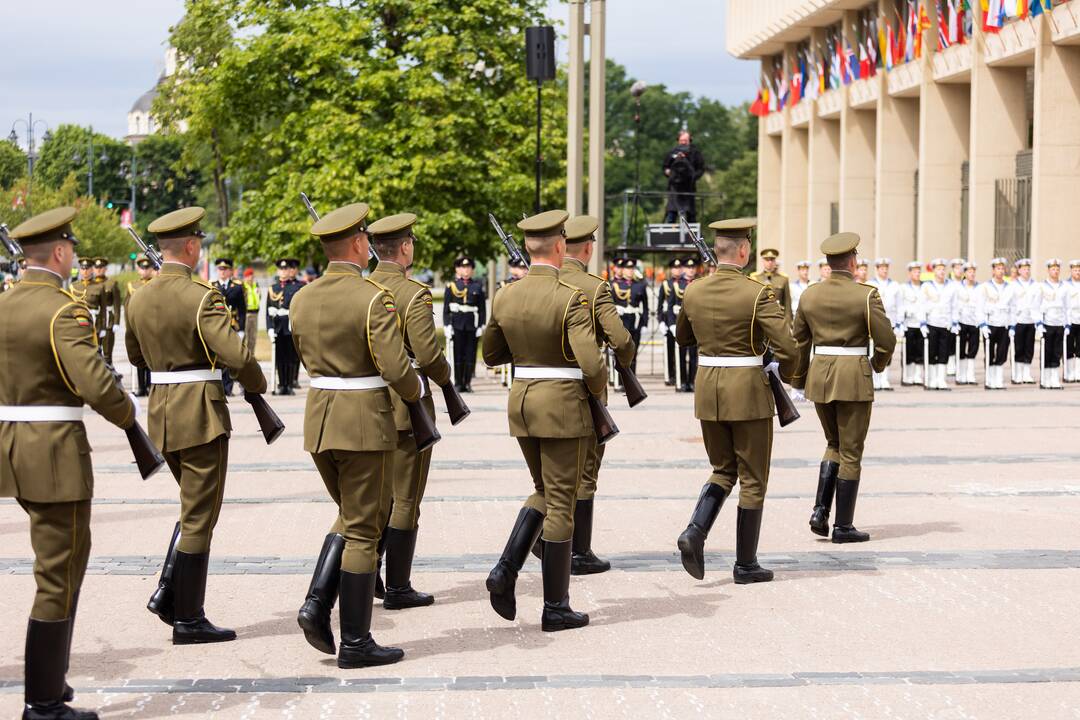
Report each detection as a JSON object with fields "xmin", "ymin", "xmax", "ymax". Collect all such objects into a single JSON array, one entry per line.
[
  {"xmin": 26, "ymin": 114, "xmax": 34, "ymax": 213},
  {"xmin": 130, "ymin": 149, "xmax": 137, "ymax": 224},
  {"xmin": 535, "ymin": 80, "xmax": 542, "ymax": 214},
  {"xmin": 587, "ymin": 0, "xmax": 607, "ymax": 274},
  {"xmin": 87, "ymin": 126, "xmax": 94, "ymax": 198}
]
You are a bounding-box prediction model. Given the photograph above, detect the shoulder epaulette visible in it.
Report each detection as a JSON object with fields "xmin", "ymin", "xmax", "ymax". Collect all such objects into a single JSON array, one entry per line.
[
  {"xmin": 587, "ymin": 271, "xmax": 606, "ymax": 283},
  {"xmin": 746, "ymin": 275, "xmax": 769, "ymax": 288},
  {"xmin": 365, "ymin": 277, "xmax": 392, "ymax": 293},
  {"xmin": 406, "ymin": 277, "xmax": 432, "ymax": 290},
  {"xmin": 858, "ymin": 281, "xmax": 877, "ymax": 290},
  {"xmin": 191, "ymin": 275, "xmax": 214, "ymax": 290}
]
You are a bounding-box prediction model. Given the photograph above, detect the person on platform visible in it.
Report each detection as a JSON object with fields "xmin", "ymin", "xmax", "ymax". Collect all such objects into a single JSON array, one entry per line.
[
  {"xmin": 1011, "ymin": 258, "xmax": 1039, "ymax": 384},
  {"xmin": 610, "ymin": 257, "xmax": 648, "ymax": 373},
  {"xmin": 560, "ymin": 215, "xmax": 636, "ymax": 575},
  {"xmin": 954, "ymin": 262, "xmax": 981, "ymax": 385},
  {"xmin": 792, "ymin": 232, "xmax": 895, "ymax": 543},
  {"xmin": 290, "ymin": 202, "xmax": 422, "ymax": 667},
  {"xmin": 791, "ymin": 260, "xmax": 811, "ymax": 316},
  {"xmin": 212, "ymin": 258, "xmax": 247, "ymax": 397},
  {"xmin": 898, "ymin": 261, "xmax": 927, "ymax": 385},
  {"xmin": 921, "ymin": 259, "xmax": 957, "ymax": 391},
  {"xmin": 443, "ymin": 256, "xmax": 486, "ymax": 393},
  {"xmin": 674, "ymin": 218, "xmax": 797, "ymax": 583},
  {"xmin": 267, "ymin": 259, "xmax": 302, "ymax": 395},
  {"xmin": 977, "ymin": 258, "xmax": 1015, "ymax": 390},
  {"xmin": 750, "ymin": 247, "xmax": 792, "ymax": 328},
  {"xmin": 127, "ymin": 207, "xmax": 268, "ymax": 646},
  {"xmin": 657, "ymin": 258, "xmax": 681, "ymax": 386},
  {"xmin": 1038, "ymin": 259, "xmax": 1068, "ymax": 389},
  {"xmin": 868, "ymin": 258, "xmax": 901, "ymax": 391},
  {"xmin": 3, "ymin": 207, "xmax": 140, "ymax": 720},
  {"xmin": 482, "ymin": 209, "xmax": 606, "ymax": 632},
  {"xmin": 1067, "ymin": 260, "xmax": 1080, "ymax": 382},
  {"xmin": 662, "ymin": 130, "xmax": 705, "ymax": 223}
]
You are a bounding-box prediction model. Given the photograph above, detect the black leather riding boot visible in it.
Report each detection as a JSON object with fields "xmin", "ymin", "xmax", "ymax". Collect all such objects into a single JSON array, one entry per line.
[
  {"xmin": 541, "ymin": 539, "xmax": 589, "ymax": 632},
  {"xmin": 172, "ymin": 551, "xmax": 236, "ymax": 645},
  {"xmin": 337, "ymin": 571, "xmax": 404, "ymax": 668},
  {"xmin": 24, "ymin": 618, "xmax": 98, "ymax": 720},
  {"xmin": 383, "ymin": 527, "xmax": 435, "ymax": 610},
  {"xmin": 676, "ymin": 483, "xmax": 727, "ymax": 580},
  {"xmin": 832, "ymin": 479, "xmax": 871, "ymax": 543},
  {"xmin": 297, "ymin": 533, "xmax": 344, "ymax": 655},
  {"xmin": 809, "ymin": 462, "xmax": 838, "ymax": 537},
  {"xmin": 486, "ymin": 507, "xmax": 544, "ymax": 621},
  {"xmin": 147, "ymin": 522, "xmax": 181, "ymax": 625},
  {"xmin": 571, "ymin": 498, "xmax": 610, "ymax": 575},
  {"xmin": 733, "ymin": 507, "xmax": 773, "ymax": 584}
]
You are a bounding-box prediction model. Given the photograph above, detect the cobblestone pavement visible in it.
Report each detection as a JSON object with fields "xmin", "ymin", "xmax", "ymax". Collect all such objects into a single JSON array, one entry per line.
[{"xmin": 2, "ymin": 346, "xmax": 1079, "ymax": 718}]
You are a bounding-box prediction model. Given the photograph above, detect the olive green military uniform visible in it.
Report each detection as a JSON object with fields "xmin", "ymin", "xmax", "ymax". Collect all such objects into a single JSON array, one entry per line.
[
  {"xmin": 291, "ymin": 202, "xmax": 421, "ymax": 668},
  {"xmin": 126, "ymin": 206, "xmax": 266, "ymax": 645},
  {"xmin": 482, "ymin": 209, "xmax": 606, "ymax": 632},
  {"xmin": 96, "ymin": 259, "xmax": 122, "ymax": 365},
  {"xmin": 70, "ymin": 272, "xmax": 105, "ymax": 345},
  {"xmin": 2, "ymin": 207, "xmax": 137, "ymax": 718},
  {"xmin": 126, "ymin": 268, "xmax": 154, "ymax": 396},
  {"xmin": 366, "ymin": 212, "xmax": 454, "ymax": 609},
  {"xmin": 559, "ymin": 215, "xmax": 636, "ymax": 575},
  {"xmin": 791, "ymin": 232, "xmax": 896, "ymax": 543},
  {"xmin": 750, "ymin": 248, "xmax": 792, "ymax": 328},
  {"xmin": 674, "ymin": 218, "xmax": 798, "ymax": 583}
]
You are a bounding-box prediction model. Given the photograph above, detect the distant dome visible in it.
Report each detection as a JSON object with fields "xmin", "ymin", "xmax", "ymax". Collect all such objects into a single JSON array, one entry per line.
[{"xmin": 129, "ymin": 73, "xmax": 166, "ymax": 113}]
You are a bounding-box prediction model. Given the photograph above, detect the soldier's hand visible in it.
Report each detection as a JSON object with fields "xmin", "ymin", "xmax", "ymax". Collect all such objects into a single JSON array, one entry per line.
[
  {"xmin": 894, "ymin": 325, "xmax": 904, "ymax": 339},
  {"xmin": 112, "ymin": 324, "xmax": 120, "ymax": 332},
  {"xmin": 443, "ymin": 325, "xmax": 453, "ymax": 338},
  {"xmin": 475, "ymin": 326, "xmax": 483, "ymax": 338}
]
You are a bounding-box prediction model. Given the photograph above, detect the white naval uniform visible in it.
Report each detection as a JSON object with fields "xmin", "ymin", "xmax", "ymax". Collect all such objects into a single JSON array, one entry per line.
[
  {"xmin": 954, "ymin": 281, "xmax": 981, "ymax": 384},
  {"xmin": 1067, "ymin": 278, "xmax": 1080, "ymax": 381},
  {"xmin": 790, "ymin": 279, "xmax": 810, "ymax": 316},
  {"xmin": 1011, "ymin": 278, "xmax": 1040, "ymax": 383},
  {"xmin": 868, "ymin": 277, "xmax": 901, "ymax": 389},
  {"xmin": 976, "ymin": 280, "xmax": 1016, "ymax": 388},
  {"xmin": 1038, "ymin": 280, "xmax": 1069, "ymax": 388},
  {"xmin": 921, "ymin": 280, "xmax": 957, "ymax": 388},
  {"xmin": 897, "ymin": 281, "xmax": 926, "ymax": 384}
]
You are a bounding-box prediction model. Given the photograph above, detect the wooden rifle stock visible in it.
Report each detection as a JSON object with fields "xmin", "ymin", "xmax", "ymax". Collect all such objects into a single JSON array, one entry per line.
[
  {"xmin": 125, "ymin": 422, "xmax": 165, "ymax": 480},
  {"xmin": 440, "ymin": 382, "xmax": 471, "ymax": 425},
  {"xmin": 614, "ymin": 361, "xmax": 647, "ymax": 408},
  {"xmin": 244, "ymin": 393, "xmax": 285, "ymax": 444},
  {"xmin": 406, "ymin": 399, "xmax": 442, "ymax": 453},
  {"xmin": 761, "ymin": 350, "xmax": 800, "ymax": 427},
  {"xmin": 587, "ymin": 393, "xmax": 619, "ymax": 445}
]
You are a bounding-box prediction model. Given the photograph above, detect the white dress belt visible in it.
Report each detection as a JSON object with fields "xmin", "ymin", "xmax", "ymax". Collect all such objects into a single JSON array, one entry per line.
[
  {"xmin": 616, "ymin": 306, "xmax": 642, "ymax": 315},
  {"xmin": 814, "ymin": 346, "xmax": 868, "ymax": 356},
  {"xmin": 0, "ymin": 405, "xmax": 85, "ymax": 422},
  {"xmin": 267, "ymin": 307, "xmax": 290, "ymax": 317},
  {"xmin": 698, "ymin": 355, "xmax": 763, "ymax": 368},
  {"xmin": 310, "ymin": 376, "xmax": 388, "ymax": 390},
  {"xmin": 448, "ymin": 303, "xmax": 478, "ymax": 313},
  {"xmin": 513, "ymin": 367, "xmax": 584, "ymax": 380},
  {"xmin": 151, "ymin": 369, "xmax": 223, "ymax": 384}
]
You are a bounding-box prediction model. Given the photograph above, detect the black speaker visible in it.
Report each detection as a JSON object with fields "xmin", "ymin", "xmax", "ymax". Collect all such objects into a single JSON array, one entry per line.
[{"xmin": 525, "ymin": 26, "xmax": 556, "ymax": 82}]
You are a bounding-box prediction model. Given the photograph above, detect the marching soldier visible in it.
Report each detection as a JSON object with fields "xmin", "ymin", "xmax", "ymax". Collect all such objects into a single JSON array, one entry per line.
[
  {"xmin": 93, "ymin": 258, "xmax": 121, "ymax": 365},
  {"xmin": 241, "ymin": 268, "xmax": 260, "ymax": 355},
  {"xmin": 482, "ymin": 209, "xmax": 606, "ymax": 632},
  {"xmin": 560, "ymin": 215, "xmax": 636, "ymax": 574},
  {"xmin": 977, "ymin": 258, "xmax": 1015, "ymax": 390},
  {"xmin": 674, "ymin": 219, "xmax": 797, "ymax": 583},
  {"xmin": 921, "ymin": 259, "xmax": 957, "ymax": 390},
  {"xmin": 674, "ymin": 256, "xmax": 699, "ymax": 391},
  {"xmin": 1011, "ymin": 258, "xmax": 1039, "ymax": 384},
  {"xmin": 69, "ymin": 258, "xmax": 95, "ymax": 302},
  {"xmin": 443, "ymin": 256, "xmax": 486, "ymax": 392},
  {"xmin": 868, "ymin": 258, "xmax": 901, "ymax": 390},
  {"xmin": 791, "ymin": 260, "xmax": 811, "ymax": 316},
  {"xmin": 751, "ymin": 247, "xmax": 792, "ymax": 328},
  {"xmin": 267, "ymin": 258, "xmax": 302, "ymax": 395},
  {"xmin": 364, "ymin": 213, "xmax": 453, "ymax": 608},
  {"xmin": 291, "ymin": 202, "xmax": 423, "ymax": 667},
  {"xmin": 1067, "ymin": 260, "xmax": 1080, "ymax": 382},
  {"xmin": 610, "ymin": 256, "xmax": 648, "ymax": 373},
  {"xmin": 212, "ymin": 259, "xmax": 247, "ymax": 396},
  {"xmin": 126, "ymin": 207, "xmax": 268, "ymax": 646},
  {"xmin": 955, "ymin": 262, "xmax": 981, "ymax": 385},
  {"xmin": 3, "ymin": 207, "xmax": 139, "ymax": 720},
  {"xmin": 657, "ymin": 257, "xmax": 681, "ymax": 386},
  {"xmin": 126, "ymin": 258, "xmax": 156, "ymax": 396},
  {"xmin": 1038, "ymin": 259, "xmax": 1068, "ymax": 389},
  {"xmin": 898, "ymin": 261, "xmax": 927, "ymax": 385},
  {"xmin": 792, "ymin": 232, "xmax": 896, "ymax": 543},
  {"xmin": 71, "ymin": 259, "xmax": 104, "ymax": 346}
]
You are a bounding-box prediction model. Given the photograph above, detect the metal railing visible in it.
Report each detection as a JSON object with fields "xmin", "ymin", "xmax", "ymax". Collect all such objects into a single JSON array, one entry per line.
[{"xmin": 994, "ymin": 176, "xmax": 1032, "ymax": 265}]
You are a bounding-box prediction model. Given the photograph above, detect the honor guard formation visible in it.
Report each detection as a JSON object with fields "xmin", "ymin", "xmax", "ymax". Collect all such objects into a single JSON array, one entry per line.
[{"xmin": 3, "ymin": 197, "xmax": 1080, "ymax": 719}]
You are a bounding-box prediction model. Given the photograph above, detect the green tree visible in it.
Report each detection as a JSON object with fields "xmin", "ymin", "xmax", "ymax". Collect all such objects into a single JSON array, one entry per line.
[
  {"xmin": 129, "ymin": 134, "xmax": 203, "ymax": 232},
  {"xmin": 156, "ymin": 0, "xmax": 564, "ymax": 270},
  {"xmin": 35, "ymin": 125, "xmax": 131, "ymax": 206},
  {"xmin": 714, "ymin": 150, "xmax": 758, "ymax": 220},
  {"xmin": 0, "ymin": 140, "xmax": 26, "ymax": 189}
]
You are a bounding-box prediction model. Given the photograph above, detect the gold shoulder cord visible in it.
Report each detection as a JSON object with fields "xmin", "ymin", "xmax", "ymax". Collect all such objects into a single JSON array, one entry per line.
[
  {"xmin": 448, "ymin": 282, "xmax": 468, "ymax": 300},
  {"xmin": 612, "ymin": 282, "xmax": 630, "ymax": 301},
  {"xmin": 196, "ymin": 290, "xmax": 219, "ymax": 371}
]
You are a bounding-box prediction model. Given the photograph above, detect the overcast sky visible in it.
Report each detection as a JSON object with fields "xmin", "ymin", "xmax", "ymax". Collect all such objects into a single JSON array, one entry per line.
[{"xmin": 1, "ymin": 0, "xmax": 757, "ymax": 146}]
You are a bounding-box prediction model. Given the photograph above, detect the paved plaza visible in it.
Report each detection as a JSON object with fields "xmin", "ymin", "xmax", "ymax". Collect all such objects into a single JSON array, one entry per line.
[{"xmin": 3, "ymin": 342, "xmax": 1080, "ymax": 718}]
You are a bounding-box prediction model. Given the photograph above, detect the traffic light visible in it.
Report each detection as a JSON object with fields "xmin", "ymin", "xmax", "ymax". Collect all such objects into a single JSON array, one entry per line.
[
  {"xmin": 129, "ymin": 252, "xmax": 137, "ymax": 261},
  {"xmin": 106, "ymin": 201, "xmax": 114, "ymax": 209}
]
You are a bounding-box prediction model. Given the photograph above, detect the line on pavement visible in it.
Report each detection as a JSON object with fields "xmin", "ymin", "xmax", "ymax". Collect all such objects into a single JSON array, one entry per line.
[
  {"xmin": 2, "ymin": 549, "xmax": 1076, "ymax": 576},
  {"xmin": 0, "ymin": 667, "xmax": 1076, "ymax": 694}
]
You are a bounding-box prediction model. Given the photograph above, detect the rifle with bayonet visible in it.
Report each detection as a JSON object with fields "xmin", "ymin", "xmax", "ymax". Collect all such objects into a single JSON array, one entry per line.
[
  {"xmin": 127, "ymin": 226, "xmax": 285, "ymax": 444},
  {"xmin": 0, "ymin": 224, "xmax": 21, "ymax": 277},
  {"xmin": 300, "ymin": 193, "xmax": 458, "ymax": 444},
  {"xmin": 678, "ymin": 216, "xmax": 800, "ymax": 427},
  {"xmin": 488, "ymin": 213, "xmax": 626, "ymax": 443}
]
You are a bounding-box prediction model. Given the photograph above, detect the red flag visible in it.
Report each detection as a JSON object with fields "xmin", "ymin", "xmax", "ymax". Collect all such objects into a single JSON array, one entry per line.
[{"xmin": 749, "ymin": 89, "xmax": 768, "ymax": 117}]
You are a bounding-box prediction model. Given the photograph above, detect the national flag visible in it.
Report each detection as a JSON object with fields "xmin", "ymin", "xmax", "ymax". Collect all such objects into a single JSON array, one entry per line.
[
  {"xmin": 985, "ymin": 0, "xmax": 1006, "ymax": 28},
  {"xmin": 847, "ymin": 41, "xmax": 860, "ymax": 81},
  {"xmin": 778, "ymin": 70, "xmax": 789, "ymax": 109},
  {"xmin": 886, "ymin": 22, "xmax": 897, "ymax": 69},
  {"xmin": 1030, "ymin": 0, "xmax": 1046, "ymax": 16},
  {"xmin": 830, "ymin": 45, "xmax": 842, "ymax": 88},
  {"xmin": 791, "ymin": 62, "xmax": 803, "ymax": 104},
  {"xmin": 866, "ymin": 18, "xmax": 879, "ymax": 75},
  {"xmin": 749, "ymin": 88, "xmax": 768, "ymax": 117},
  {"xmin": 939, "ymin": 0, "xmax": 952, "ymax": 48},
  {"xmin": 879, "ymin": 16, "xmax": 889, "ymax": 69},
  {"xmin": 948, "ymin": 0, "xmax": 961, "ymax": 43},
  {"xmin": 819, "ymin": 56, "xmax": 827, "ymax": 93}
]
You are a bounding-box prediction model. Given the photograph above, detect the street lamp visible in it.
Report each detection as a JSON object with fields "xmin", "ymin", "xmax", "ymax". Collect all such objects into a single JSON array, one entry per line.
[
  {"xmin": 71, "ymin": 125, "xmax": 109, "ymax": 199},
  {"xmin": 8, "ymin": 112, "xmax": 50, "ymax": 213}
]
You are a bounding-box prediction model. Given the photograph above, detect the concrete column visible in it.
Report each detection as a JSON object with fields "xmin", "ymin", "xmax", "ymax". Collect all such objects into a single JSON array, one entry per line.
[
  {"xmin": 839, "ymin": 101, "xmax": 877, "ymax": 250},
  {"xmin": 566, "ymin": 0, "xmax": 585, "ymax": 217},
  {"xmin": 1031, "ymin": 22, "xmax": 1080, "ymax": 264},
  {"xmin": 807, "ymin": 114, "xmax": 840, "ymax": 261},
  {"xmin": 968, "ymin": 30, "xmax": 1029, "ymax": 270},
  {"xmin": 876, "ymin": 84, "xmax": 919, "ymax": 263},
  {"xmin": 779, "ymin": 46, "xmax": 809, "ymax": 266},
  {"xmin": 757, "ymin": 99, "xmax": 783, "ymax": 261},
  {"xmin": 587, "ymin": 0, "xmax": 606, "ymax": 274},
  {"xmin": 917, "ymin": 80, "xmax": 970, "ymax": 261}
]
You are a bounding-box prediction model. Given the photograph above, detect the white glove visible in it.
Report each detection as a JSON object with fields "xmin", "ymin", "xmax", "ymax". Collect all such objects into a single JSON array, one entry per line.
[
  {"xmin": 1008, "ymin": 327, "xmax": 1015, "ymax": 339},
  {"xmin": 657, "ymin": 322, "xmax": 668, "ymax": 337},
  {"xmin": 112, "ymin": 324, "xmax": 121, "ymax": 333},
  {"xmin": 668, "ymin": 324, "xmax": 676, "ymax": 337},
  {"xmin": 443, "ymin": 325, "xmax": 453, "ymax": 339},
  {"xmin": 765, "ymin": 361, "xmax": 780, "ymax": 376},
  {"xmin": 98, "ymin": 330, "xmax": 107, "ymax": 339},
  {"xmin": 980, "ymin": 325, "xmax": 990, "ymax": 339},
  {"xmin": 1036, "ymin": 324, "xmax": 1044, "ymax": 340},
  {"xmin": 268, "ymin": 329, "xmax": 276, "ymax": 341},
  {"xmin": 950, "ymin": 324, "xmax": 960, "ymax": 334},
  {"xmin": 920, "ymin": 325, "xmax": 928, "ymax": 339},
  {"xmin": 790, "ymin": 389, "xmax": 806, "ymax": 403},
  {"xmin": 1067, "ymin": 326, "xmax": 1072, "ymax": 337},
  {"xmin": 894, "ymin": 325, "xmax": 904, "ymax": 339},
  {"xmin": 238, "ymin": 331, "xmax": 245, "ymax": 339},
  {"xmin": 475, "ymin": 326, "xmax": 483, "ymax": 338}
]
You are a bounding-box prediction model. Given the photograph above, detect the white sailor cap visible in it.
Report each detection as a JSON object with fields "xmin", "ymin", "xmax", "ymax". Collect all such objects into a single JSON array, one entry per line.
[
  {"xmin": 817, "ymin": 257, "xmax": 828, "ymax": 266},
  {"xmin": 796, "ymin": 259, "xmax": 811, "ymax": 268},
  {"xmin": 906, "ymin": 261, "xmax": 922, "ymax": 271},
  {"xmin": 931, "ymin": 258, "xmax": 947, "ymax": 268},
  {"xmin": 1071, "ymin": 259, "xmax": 1080, "ymax": 268},
  {"xmin": 1045, "ymin": 258, "xmax": 1062, "ymax": 268},
  {"xmin": 950, "ymin": 258, "xmax": 965, "ymax": 266},
  {"xmin": 1014, "ymin": 257, "xmax": 1031, "ymax": 268},
  {"xmin": 874, "ymin": 257, "xmax": 891, "ymax": 267},
  {"xmin": 963, "ymin": 261, "xmax": 978, "ymax": 270},
  {"xmin": 990, "ymin": 257, "xmax": 1008, "ymax": 267}
]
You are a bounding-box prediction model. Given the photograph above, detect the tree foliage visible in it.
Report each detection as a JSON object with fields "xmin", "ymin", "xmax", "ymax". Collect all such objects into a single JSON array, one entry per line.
[
  {"xmin": 0, "ymin": 141, "xmax": 26, "ymax": 189},
  {"xmin": 156, "ymin": 0, "xmax": 565, "ymax": 270},
  {"xmin": 35, "ymin": 125, "xmax": 132, "ymax": 207},
  {"xmin": 130, "ymin": 134, "xmax": 203, "ymax": 233}
]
